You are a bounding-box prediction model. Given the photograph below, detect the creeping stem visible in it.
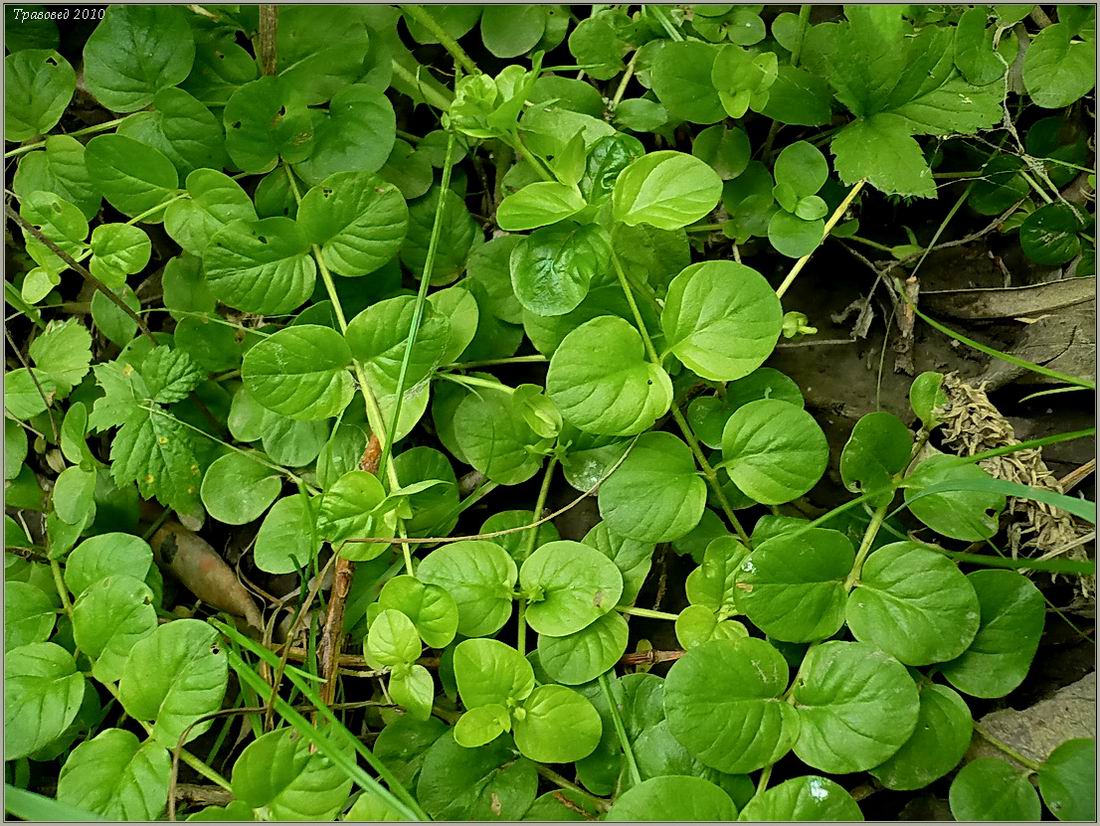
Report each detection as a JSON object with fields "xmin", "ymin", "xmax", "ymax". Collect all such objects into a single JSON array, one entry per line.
[
  {"xmin": 775, "ymin": 179, "xmax": 866, "ymax": 299},
  {"xmin": 517, "ymin": 457, "xmax": 558, "ymax": 654},
  {"xmin": 609, "ymin": 249, "xmax": 753, "ymax": 547}
]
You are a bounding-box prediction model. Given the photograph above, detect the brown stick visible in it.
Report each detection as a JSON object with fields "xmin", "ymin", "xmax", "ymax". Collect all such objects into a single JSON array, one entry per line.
[
  {"xmin": 318, "ymin": 433, "xmax": 381, "ymax": 707},
  {"xmin": 1059, "ymin": 459, "xmax": 1096, "ymax": 494},
  {"xmin": 5, "ymin": 201, "xmax": 156, "ymax": 344},
  {"xmin": 258, "ymin": 5, "xmax": 279, "ymax": 76},
  {"xmin": 620, "ymin": 648, "xmax": 685, "ymax": 666}
]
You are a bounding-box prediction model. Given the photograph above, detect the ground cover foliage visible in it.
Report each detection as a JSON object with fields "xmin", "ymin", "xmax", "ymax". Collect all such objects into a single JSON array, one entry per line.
[{"xmin": 3, "ymin": 3, "xmax": 1097, "ymax": 822}]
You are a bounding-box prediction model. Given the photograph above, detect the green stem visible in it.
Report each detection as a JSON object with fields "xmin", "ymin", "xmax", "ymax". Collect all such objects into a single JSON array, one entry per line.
[
  {"xmin": 775, "ymin": 179, "xmax": 866, "ymax": 299},
  {"xmin": 440, "ymin": 373, "xmax": 515, "ymax": 394},
  {"xmin": 284, "ymin": 164, "xmax": 416, "ymax": 572},
  {"xmin": 973, "ymin": 723, "xmax": 1043, "ymax": 773},
  {"xmin": 126, "ymin": 193, "xmax": 187, "ymax": 226},
  {"xmin": 599, "ymin": 671, "xmax": 642, "ymax": 787},
  {"xmin": 518, "ymin": 457, "xmax": 557, "ymax": 654},
  {"xmin": 508, "ymin": 133, "xmax": 556, "ymax": 183},
  {"xmin": 388, "ymin": 59, "xmax": 453, "ymax": 111},
  {"xmin": 400, "ymin": 6, "xmax": 479, "ymax": 76},
  {"xmin": 685, "ymin": 222, "xmax": 726, "ymax": 233},
  {"xmin": 4, "ymin": 281, "xmax": 46, "ymax": 330},
  {"xmin": 379, "ymin": 128, "xmax": 457, "ymax": 480},
  {"xmin": 618, "ymin": 606, "xmax": 679, "ymax": 621},
  {"xmin": 647, "ymin": 5, "xmax": 683, "ymax": 41},
  {"xmin": 842, "ymin": 502, "xmax": 890, "ymax": 590},
  {"xmin": 609, "ymin": 51, "xmax": 639, "ymax": 111},
  {"xmin": 4, "ymin": 116, "xmax": 128, "ymax": 158},
  {"xmin": 536, "ymin": 766, "xmax": 611, "ymax": 812},
  {"xmin": 789, "ymin": 5, "xmax": 812, "ymax": 66},
  {"xmin": 442, "ymin": 355, "xmax": 548, "ymax": 371},
  {"xmin": 49, "ymin": 560, "xmax": 73, "ymax": 619},
  {"xmin": 847, "ymin": 234, "xmax": 897, "ymax": 254},
  {"xmin": 609, "ymin": 249, "xmax": 752, "ymax": 547}
]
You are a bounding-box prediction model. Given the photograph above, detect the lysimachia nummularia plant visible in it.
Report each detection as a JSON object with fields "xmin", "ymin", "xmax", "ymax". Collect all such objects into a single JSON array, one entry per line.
[{"xmin": 4, "ymin": 3, "xmax": 1096, "ymax": 822}]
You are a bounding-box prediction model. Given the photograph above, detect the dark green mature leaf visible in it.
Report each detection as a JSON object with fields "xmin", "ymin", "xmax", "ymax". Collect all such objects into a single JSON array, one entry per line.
[
  {"xmin": 242, "ymin": 325, "xmax": 353, "ymax": 420},
  {"xmin": 1039, "ymin": 739, "xmax": 1096, "ymax": 822},
  {"xmin": 400, "ymin": 187, "xmax": 479, "ymax": 284},
  {"xmin": 416, "ymin": 733, "xmax": 537, "ymax": 821},
  {"xmin": 5, "ymin": 49, "xmax": 75, "ymax": 141},
  {"xmin": 870, "ymin": 684, "xmax": 972, "ymax": 791},
  {"xmin": 13, "ymin": 135, "xmax": 102, "ymax": 220},
  {"xmin": 5, "ymin": 642, "xmax": 85, "ymax": 760},
  {"xmin": 940, "ymin": 570, "xmax": 1045, "ymax": 698},
  {"xmin": 847, "ymin": 542, "xmax": 980, "ymax": 666},
  {"xmin": 232, "ymin": 727, "xmax": 353, "ymax": 819},
  {"xmin": 607, "ymin": 776, "xmax": 738, "ymax": 821},
  {"xmin": 664, "ymin": 637, "xmax": 799, "ymax": 773},
  {"xmin": 949, "ymin": 758, "xmax": 1041, "ymax": 821},
  {"xmin": 599, "ymin": 432, "xmax": 707, "ymax": 543},
  {"xmin": 547, "ymin": 316, "xmax": 672, "ymax": 437},
  {"xmin": 1023, "ymin": 23, "xmax": 1096, "ymax": 109},
  {"xmin": 84, "ymin": 134, "xmax": 179, "ymax": 220},
  {"xmin": 651, "ymin": 41, "xmax": 726, "ymax": 125},
  {"xmin": 72, "ymin": 575, "xmax": 157, "ymax": 683},
  {"xmin": 82, "ymin": 6, "xmax": 195, "ymax": 113},
  {"xmin": 224, "ymin": 76, "xmax": 315, "ymax": 172},
  {"xmin": 118, "ymin": 87, "xmax": 226, "ymax": 177},
  {"xmin": 56, "ymin": 728, "xmax": 170, "ymax": 820},
  {"xmin": 791, "ymin": 641, "xmax": 919, "ymax": 773},
  {"xmin": 203, "ymin": 218, "xmax": 317, "ymax": 314},
  {"xmin": 903, "ymin": 453, "xmax": 1005, "ymax": 540},
  {"xmin": 734, "ymin": 528, "xmax": 853, "ymax": 643},
  {"xmin": 510, "ymin": 222, "xmax": 609, "ymax": 316},
  {"xmin": 738, "ymin": 776, "xmax": 863, "ymax": 821},
  {"xmin": 840, "ymin": 411, "xmax": 912, "ymax": 505},
  {"xmin": 298, "ymin": 171, "xmax": 408, "ymax": 277},
  {"xmin": 293, "ymin": 85, "xmax": 396, "ymax": 186},
  {"xmin": 453, "ymin": 386, "xmax": 548, "ymax": 486}
]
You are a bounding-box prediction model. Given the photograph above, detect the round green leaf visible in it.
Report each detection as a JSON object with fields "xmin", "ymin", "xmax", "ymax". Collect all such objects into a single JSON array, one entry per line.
[
  {"xmin": 675, "ymin": 605, "xmax": 748, "ymax": 649},
  {"xmin": 5, "ymin": 49, "xmax": 75, "ymax": 141},
  {"xmin": 317, "ymin": 470, "xmax": 386, "ymax": 547},
  {"xmin": 735, "ymin": 528, "xmax": 854, "ymax": 643},
  {"xmin": 53, "ymin": 465, "xmax": 96, "ymax": 525},
  {"xmin": 949, "ymin": 757, "xmax": 1041, "ymax": 821},
  {"xmin": 599, "ymin": 432, "xmax": 706, "ymax": 543},
  {"xmin": 242, "ymin": 325, "xmax": 353, "ymax": 420},
  {"xmin": 378, "ymin": 575, "xmax": 459, "ymax": 649},
  {"xmin": 498, "ymin": 182, "xmax": 586, "ymax": 232},
  {"xmin": 57, "ymin": 728, "xmax": 170, "ymax": 820},
  {"xmin": 1020, "ymin": 203, "xmax": 1084, "ymax": 266},
  {"xmin": 650, "ymin": 41, "xmax": 726, "ymax": 124},
  {"xmin": 223, "ymin": 76, "xmax": 315, "ymax": 172},
  {"xmin": 509, "ymin": 222, "xmax": 609, "ymax": 316},
  {"xmin": 519, "ymin": 540, "xmax": 624, "ymax": 637},
  {"xmin": 870, "ymin": 684, "xmax": 972, "ymax": 791},
  {"xmin": 790, "ymin": 641, "xmax": 919, "ymax": 774},
  {"xmin": 417, "ymin": 732, "xmax": 537, "ymax": 821},
  {"xmin": 82, "ymin": 6, "xmax": 195, "ymax": 113},
  {"xmin": 721, "ymin": 399, "xmax": 828, "ymax": 505},
  {"xmin": 613, "ymin": 151, "xmax": 723, "ymax": 230},
  {"xmin": 400, "ymin": 187, "xmax": 479, "ymax": 285},
  {"xmin": 774, "ymin": 140, "xmax": 829, "ymax": 197},
  {"xmin": 292, "ymin": 85, "xmax": 396, "ymax": 186},
  {"xmin": 609, "ymin": 775, "xmax": 737, "ymax": 820},
  {"xmin": 1039, "ymin": 738, "xmax": 1096, "ymax": 822},
  {"xmin": 231, "ymin": 727, "xmax": 353, "ymax": 820},
  {"xmin": 164, "ymin": 169, "xmax": 257, "ymax": 256},
  {"xmin": 72, "ymin": 574, "xmax": 157, "ymax": 683},
  {"xmin": 840, "ymin": 411, "xmax": 912, "ymax": 505},
  {"xmin": 847, "ymin": 541, "xmax": 980, "ymax": 666},
  {"xmin": 903, "ymin": 453, "xmax": 1005, "ymax": 540},
  {"xmin": 582, "ymin": 521, "xmax": 655, "ymax": 607},
  {"xmin": 692, "ymin": 125, "xmax": 751, "ymax": 181},
  {"xmin": 481, "ymin": 6, "xmax": 546, "ymax": 58},
  {"xmin": 665, "ymin": 637, "xmax": 799, "ymax": 773},
  {"xmin": 298, "ymin": 171, "xmax": 408, "ymax": 277},
  {"xmin": 514, "ymin": 684, "xmax": 603, "ymax": 763},
  {"xmin": 661, "ymin": 261, "xmax": 783, "ymax": 382},
  {"xmin": 12, "ymin": 135, "xmax": 102, "ymax": 220},
  {"xmin": 455, "ymin": 637, "xmax": 536, "ymax": 712},
  {"xmin": 5, "ymin": 642, "xmax": 85, "ymax": 760},
  {"xmin": 84, "ymin": 134, "xmax": 179, "ymax": 220},
  {"xmin": 254, "ymin": 494, "xmax": 321, "ymax": 574},
  {"xmin": 416, "ymin": 541, "xmax": 518, "ymax": 638},
  {"xmin": 118, "ymin": 619, "xmax": 228, "ymax": 748},
  {"xmin": 200, "ymin": 452, "xmax": 282, "ymax": 525},
  {"xmin": 116, "ymin": 85, "xmax": 225, "ymax": 177},
  {"xmin": 454, "ymin": 703, "xmax": 511, "ymax": 749},
  {"xmin": 685, "ymin": 535, "xmax": 748, "ymax": 615},
  {"xmin": 345, "ymin": 296, "xmax": 450, "ymax": 396},
  {"xmin": 537, "ymin": 611, "xmax": 629, "ymax": 685},
  {"xmin": 547, "ymin": 316, "xmax": 672, "ymax": 437},
  {"xmin": 1023, "ymin": 23, "xmax": 1096, "ymax": 109},
  {"xmin": 88, "ymin": 223, "xmax": 152, "ymax": 287},
  {"xmin": 366, "ymin": 608, "xmax": 422, "ymax": 668},
  {"xmin": 468, "ymin": 235, "xmax": 524, "ymax": 324},
  {"xmin": 739, "ymin": 775, "xmax": 863, "ymax": 821},
  {"xmin": 65, "ymin": 532, "xmax": 153, "ymax": 597},
  {"xmin": 203, "ymin": 217, "xmax": 317, "ymax": 314},
  {"xmin": 453, "ymin": 387, "xmax": 548, "ymax": 486},
  {"xmin": 768, "ymin": 210, "xmax": 824, "ymax": 258},
  {"xmin": 5, "ymin": 581, "xmax": 55, "ymax": 649},
  {"xmin": 940, "ymin": 570, "xmax": 1045, "ymax": 698}
]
